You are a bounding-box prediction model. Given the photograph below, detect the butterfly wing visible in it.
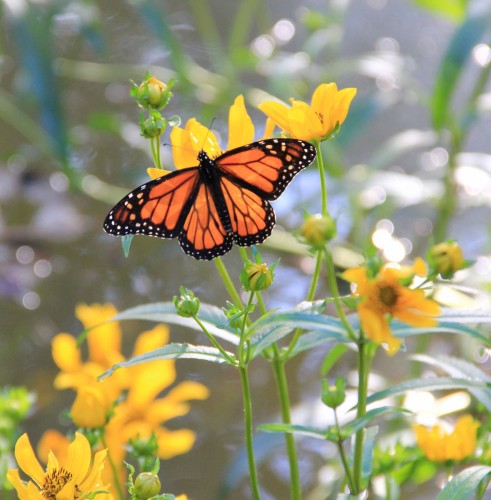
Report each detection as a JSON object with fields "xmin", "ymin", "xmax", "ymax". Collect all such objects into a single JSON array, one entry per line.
[
  {"xmin": 213, "ymin": 138, "xmax": 316, "ymax": 246},
  {"xmin": 215, "ymin": 138, "xmax": 316, "ymax": 200},
  {"xmin": 178, "ymin": 182, "xmax": 232, "ymax": 260},
  {"xmin": 103, "ymin": 167, "xmax": 200, "ymax": 239}
]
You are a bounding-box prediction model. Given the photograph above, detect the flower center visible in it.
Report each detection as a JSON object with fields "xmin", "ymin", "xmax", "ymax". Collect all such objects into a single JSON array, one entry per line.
[
  {"xmin": 42, "ymin": 468, "xmax": 79, "ymax": 498},
  {"xmin": 378, "ymin": 284, "xmax": 398, "ymax": 308}
]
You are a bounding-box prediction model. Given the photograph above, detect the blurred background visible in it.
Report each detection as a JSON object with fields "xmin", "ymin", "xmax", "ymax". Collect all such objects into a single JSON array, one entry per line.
[{"xmin": 1, "ymin": 0, "xmax": 491, "ymax": 498}]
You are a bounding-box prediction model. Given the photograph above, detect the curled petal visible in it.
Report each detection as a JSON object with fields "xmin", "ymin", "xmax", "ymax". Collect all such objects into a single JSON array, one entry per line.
[
  {"xmin": 147, "ymin": 167, "xmax": 171, "ymax": 179},
  {"xmin": 64, "ymin": 433, "xmax": 91, "ymax": 484},
  {"xmin": 288, "ymin": 101, "xmax": 324, "ymax": 141},
  {"xmin": 14, "ymin": 434, "xmax": 45, "ymax": 487}
]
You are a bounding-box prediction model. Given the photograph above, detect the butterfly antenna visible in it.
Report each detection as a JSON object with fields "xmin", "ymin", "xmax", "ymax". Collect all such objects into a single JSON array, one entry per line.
[{"xmin": 201, "ymin": 117, "xmax": 217, "ymax": 151}]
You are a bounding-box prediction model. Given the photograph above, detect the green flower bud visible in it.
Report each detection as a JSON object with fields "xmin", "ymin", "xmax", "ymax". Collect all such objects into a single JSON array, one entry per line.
[
  {"xmin": 135, "ymin": 76, "xmax": 173, "ymax": 110},
  {"xmin": 134, "ymin": 472, "xmax": 161, "ymax": 499},
  {"xmin": 300, "ymin": 213, "xmax": 336, "ymax": 249},
  {"xmin": 140, "ymin": 111, "xmax": 167, "ymax": 138},
  {"xmin": 321, "ymin": 377, "xmax": 346, "ymax": 409},
  {"xmin": 173, "ymin": 286, "xmax": 200, "ymax": 317},
  {"xmin": 428, "ymin": 241, "xmax": 467, "ymax": 279},
  {"xmin": 223, "ymin": 301, "xmax": 244, "ymax": 330},
  {"xmin": 240, "ymin": 261, "xmax": 274, "ymax": 292}
]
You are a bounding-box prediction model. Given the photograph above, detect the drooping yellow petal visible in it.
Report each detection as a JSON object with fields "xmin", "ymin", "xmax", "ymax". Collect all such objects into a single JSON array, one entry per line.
[
  {"xmin": 71, "ymin": 384, "xmax": 109, "ymax": 428},
  {"xmin": 227, "ymin": 95, "xmax": 254, "ymax": 150},
  {"xmin": 14, "ymin": 434, "xmax": 45, "ymax": 487},
  {"xmin": 263, "ymin": 117, "xmax": 276, "ymax": 139},
  {"xmin": 257, "ymin": 100, "xmax": 293, "ymax": 134},
  {"xmin": 7, "ymin": 468, "xmax": 40, "ymax": 500},
  {"xmin": 51, "ymin": 333, "xmax": 81, "ymax": 372}
]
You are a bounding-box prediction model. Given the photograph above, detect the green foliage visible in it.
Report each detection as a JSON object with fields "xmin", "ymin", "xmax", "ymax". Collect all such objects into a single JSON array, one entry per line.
[{"xmin": 410, "ymin": 0, "xmax": 468, "ymax": 22}]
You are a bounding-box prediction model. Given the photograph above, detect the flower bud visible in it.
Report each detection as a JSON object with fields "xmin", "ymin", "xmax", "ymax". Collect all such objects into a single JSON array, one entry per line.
[
  {"xmin": 321, "ymin": 377, "xmax": 346, "ymax": 409},
  {"xmin": 300, "ymin": 213, "xmax": 336, "ymax": 249},
  {"xmin": 140, "ymin": 111, "xmax": 167, "ymax": 138},
  {"xmin": 71, "ymin": 385, "xmax": 108, "ymax": 428},
  {"xmin": 135, "ymin": 76, "xmax": 173, "ymax": 110},
  {"xmin": 240, "ymin": 261, "xmax": 274, "ymax": 292},
  {"xmin": 134, "ymin": 472, "xmax": 161, "ymax": 499},
  {"xmin": 428, "ymin": 241, "xmax": 466, "ymax": 279},
  {"xmin": 223, "ymin": 301, "xmax": 244, "ymax": 330},
  {"xmin": 173, "ymin": 287, "xmax": 200, "ymax": 318}
]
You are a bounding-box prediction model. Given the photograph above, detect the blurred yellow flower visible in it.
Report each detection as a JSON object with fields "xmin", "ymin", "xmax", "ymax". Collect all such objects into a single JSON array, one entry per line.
[
  {"xmin": 258, "ymin": 82, "xmax": 357, "ymax": 142},
  {"xmin": 7, "ymin": 432, "xmax": 108, "ymax": 499},
  {"xmin": 342, "ymin": 258, "xmax": 440, "ymax": 354},
  {"xmin": 414, "ymin": 415, "xmax": 480, "ymax": 462},
  {"xmin": 37, "ymin": 430, "xmax": 69, "ymax": 465},
  {"xmin": 428, "ymin": 241, "xmax": 466, "ymax": 279},
  {"xmin": 148, "ymin": 94, "xmax": 256, "ymax": 179},
  {"xmin": 71, "ymin": 383, "xmax": 111, "ymax": 428},
  {"xmin": 105, "ymin": 325, "xmax": 210, "ymax": 460}
]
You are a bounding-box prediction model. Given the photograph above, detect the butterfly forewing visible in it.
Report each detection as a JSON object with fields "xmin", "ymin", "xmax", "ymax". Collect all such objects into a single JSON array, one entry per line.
[
  {"xmin": 215, "ymin": 138, "xmax": 316, "ymax": 200},
  {"xmin": 104, "ymin": 167, "xmax": 200, "ymax": 238}
]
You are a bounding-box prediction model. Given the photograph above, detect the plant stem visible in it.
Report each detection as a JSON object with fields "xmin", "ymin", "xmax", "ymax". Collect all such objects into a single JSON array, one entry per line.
[
  {"xmin": 271, "ymin": 352, "xmax": 301, "ymax": 500},
  {"xmin": 239, "ymin": 365, "xmax": 261, "ymax": 500},
  {"xmin": 334, "ymin": 410, "xmax": 356, "ymax": 493},
  {"xmin": 353, "ymin": 337, "xmax": 371, "ymax": 494},
  {"xmin": 193, "ymin": 316, "xmax": 237, "ymax": 365},
  {"xmin": 101, "ymin": 436, "xmax": 125, "ymax": 500},
  {"xmin": 215, "ymin": 257, "xmax": 243, "ymax": 308},
  {"xmin": 314, "ymin": 141, "xmax": 328, "ymax": 216}
]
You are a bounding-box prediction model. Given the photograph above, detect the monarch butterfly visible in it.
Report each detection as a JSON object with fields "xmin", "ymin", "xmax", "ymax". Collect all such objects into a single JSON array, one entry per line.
[{"xmin": 104, "ymin": 138, "xmax": 316, "ymax": 260}]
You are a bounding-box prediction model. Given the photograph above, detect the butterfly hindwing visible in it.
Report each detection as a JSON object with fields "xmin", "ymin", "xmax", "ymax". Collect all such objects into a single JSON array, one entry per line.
[{"xmin": 215, "ymin": 138, "xmax": 316, "ymax": 200}]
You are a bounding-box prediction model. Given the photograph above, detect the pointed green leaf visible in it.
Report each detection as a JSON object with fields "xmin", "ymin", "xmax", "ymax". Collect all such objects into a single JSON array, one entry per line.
[
  {"xmin": 100, "ymin": 343, "xmax": 234, "ymax": 379},
  {"xmin": 111, "ymin": 302, "xmax": 238, "ymax": 345},
  {"xmin": 436, "ymin": 465, "xmax": 491, "ymax": 499},
  {"xmin": 259, "ymin": 423, "xmax": 327, "ymax": 440},
  {"xmin": 122, "ymin": 235, "xmax": 134, "ymax": 257},
  {"xmin": 321, "ymin": 344, "xmax": 350, "ymax": 376},
  {"xmin": 341, "ymin": 407, "xmax": 411, "ymax": 439},
  {"xmin": 366, "ymin": 377, "xmax": 491, "ymax": 407}
]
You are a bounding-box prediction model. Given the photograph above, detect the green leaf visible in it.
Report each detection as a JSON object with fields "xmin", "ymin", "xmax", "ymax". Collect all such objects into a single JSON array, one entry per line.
[
  {"xmin": 412, "ymin": 354, "xmax": 491, "ymax": 411},
  {"xmin": 436, "ymin": 465, "xmax": 491, "ymax": 499},
  {"xmin": 259, "ymin": 423, "xmax": 327, "ymax": 440},
  {"xmin": 431, "ymin": 14, "xmax": 490, "ymax": 130},
  {"xmin": 100, "ymin": 343, "xmax": 234, "ymax": 379},
  {"xmin": 341, "ymin": 407, "xmax": 411, "ymax": 439},
  {"xmin": 366, "ymin": 377, "xmax": 491, "ymax": 407},
  {"xmin": 111, "ymin": 302, "xmax": 238, "ymax": 345},
  {"xmin": 410, "ymin": 0, "xmax": 467, "ymax": 22},
  {"xmin": 362, "ymin": 426, "xmax": 378, "ymax": 481},
  {"xmin": 321, "ymin": 344, "xmax": 350, "ymax": 376},
  {"xmin": 122, "ymin": 235, "xmax": 134, "ymax": 257}
]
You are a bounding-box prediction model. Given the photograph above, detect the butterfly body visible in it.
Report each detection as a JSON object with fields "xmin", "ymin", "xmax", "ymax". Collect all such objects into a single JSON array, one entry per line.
[{"xmin": 104, "ymin": 138, "xmax": 316, "ymax": 260}]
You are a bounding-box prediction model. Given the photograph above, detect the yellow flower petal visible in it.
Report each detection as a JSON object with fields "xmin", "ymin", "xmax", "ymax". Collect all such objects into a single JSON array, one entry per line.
[
  {"xmin": 327, "ymin": 87, "xmax": 357, "ymax": 131},
  {"xmin": 14, "ymin": 434, "xmax": 45, "ymax": 487},
  {"xmin": 51, "ymin": 333, "xmax": 81, "ymax": 372},
  {"xmin": 311, "ymin": 83, "xmax": 339, "ymax": 115},
  {"xmin": 187, "ymin": 119, "xmax": 221, "ymax": 158},
  {"xmin": 228, "ymin": 95, "xmax": 254, "ymax": 150},
  {"xmin": 147, "ymin": 167, "xmax": 171, "ymax": 179},
  {"xmin": 71, "ymin": 384, "xmax": 109, "ymax": 428},
  {"xmin": 288, "ymin": 100, "xmax": 324, "ymax": 141},
  {"xmin": 79, "ymin": 448, "xmax": 108, "ymax": 494},
  {"xmin": 156, "ymin": 428, "xmax": 196, "ymax": 459},
  {"xmin": 257, "ymin": 100, "xmax": 292, "ymax": 133},
  {"xmin": 132, "ymin": 325, "xmax": 169, "ymax": 357},
  {"xmin": 263, "ymin": 117, "xmax": 276, "ymax": 139},
  {"xmin": 170, "ymin": 125, "xmax": 197, "ymax": 169},
  {"xmin": 63, "ymin": 433, "xmax": 91, "ymax": 484}
]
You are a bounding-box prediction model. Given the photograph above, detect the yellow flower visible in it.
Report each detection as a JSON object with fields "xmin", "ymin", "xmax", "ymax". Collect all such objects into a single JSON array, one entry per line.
[
  {"xmin": 7, "ymin": 432, "xmax": 108, "ymax": 499},
  {"xmin": 104, "ymin": 325, "xmax": 210, "ymax": 460},
  {"xmin": 414, "ymin": 415, "xmax": 480, "ymax": 462},
  {"xmin": 342, "ymin": 258, "xmax": 441, "ymax": 354},
  {"xmin": 71, "ymin": 383, "xmax": 111, "ymax": 428},
  {"xmin": 148, "ymin": 94, "xmax": 255, "ymax": 179},
  {"xmin": 258, "ymin": 82, "xmax": 357, "ymax": 142},
  {"xmin": 428, "ymin": 241, "xmax": 466, "ymax": 279}
]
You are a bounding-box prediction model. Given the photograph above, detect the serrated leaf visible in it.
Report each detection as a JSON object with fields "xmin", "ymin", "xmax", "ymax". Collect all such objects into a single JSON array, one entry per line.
[
  {"xmin": 431, "ymin": 14, "xmax": 490, "ymax": 130},
  {"xmin": 436, "ymin": 465, "xmax": 491, "ymax": 499},
  {"xmin": 100, "ymin": 343, "xmax": 234, "ymax": 379},
  {"xmin": 365, "ymin": 377, "xmax": 491, "ymax": 407},
  {"xmin": 110, "ymin": 302, "xmax": 238, "ymax": 345}
]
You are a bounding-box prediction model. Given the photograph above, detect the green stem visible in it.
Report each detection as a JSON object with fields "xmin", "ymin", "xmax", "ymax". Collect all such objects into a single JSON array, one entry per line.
[
  {"xmin": 314, "ymin": 141, "xmax": 328, "ymax": 216},
  {"xmin": 101, "ymin": 436, "xmax": 125, "ymax": 500},
  {"xmin": 239, "ymin": 365, "xmax": 261, "ymax": 500},
  {"xmin": 194, "ymin": 316, "xmax": 237, "ymax": 365},
  {"xmin": 324, "ymin": 248, "xmax": 357, "ymax": 341},
  {"xmin": 352, "ymin": 337, "xmax": 372, "ymax": 494},
  {"xmin": 334, "ymin": 410, "xmax": 356, "ymax": 493},
  {"xmin": 214, "ymin": 257, "xmax": 243, "ymax": 308},
  {"xmin": 271, "ymin": 353, "xmax": 301, "ymax": 500},
  {"xmin": 239, "ymin": 292, "xmax": 255, "ymax": 364}
]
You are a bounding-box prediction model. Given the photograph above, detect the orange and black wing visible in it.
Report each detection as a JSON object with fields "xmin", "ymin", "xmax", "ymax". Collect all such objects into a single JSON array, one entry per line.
[
  {"xmin": 214, "ymin": 138, "xmax": 316, "ymax": 246},
  {"xmin": 215, "ymin": 138, "xmax": 316, "ymax": 200},
  {"xmin": 103, "ymin": 167, "xmax": 200, "ymax": 240}
]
